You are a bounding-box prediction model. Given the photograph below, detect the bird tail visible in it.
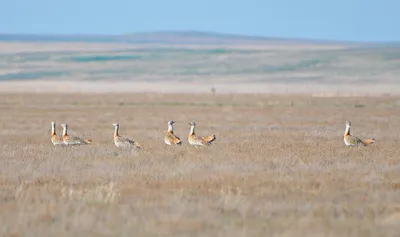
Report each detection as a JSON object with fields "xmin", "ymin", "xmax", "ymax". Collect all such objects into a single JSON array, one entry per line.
[
  {"xmin": 83, "ymin": 138, "xmax": 92, "ymax": 145},
  {"xmin": 174, "ymin": 137, "xmax": 182, "ymax": 145},
  {"xmin": 361, "ymin": 138, "xmax": 375, "ymax": 146},
  {"xmin": 204, "ymin": 135, "xmax": 216, "ymax": 144}
]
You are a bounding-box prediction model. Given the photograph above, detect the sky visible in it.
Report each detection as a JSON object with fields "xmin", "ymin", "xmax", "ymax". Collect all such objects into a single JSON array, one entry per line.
[{"xmin": 1, "ymin": 0, "xmax": 399, "ymax": 42}]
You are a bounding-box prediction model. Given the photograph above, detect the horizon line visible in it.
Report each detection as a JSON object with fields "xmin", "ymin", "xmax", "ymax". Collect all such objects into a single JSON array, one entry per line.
[{"xmin": 0, "ymin": 30, "xmax": 399, "ymax": 45}]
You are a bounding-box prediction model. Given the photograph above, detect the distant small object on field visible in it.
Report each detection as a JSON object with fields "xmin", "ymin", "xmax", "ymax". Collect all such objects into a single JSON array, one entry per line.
[{"xmin": 211, "ymin": 87, "xmax": 216, "ymax": 96}]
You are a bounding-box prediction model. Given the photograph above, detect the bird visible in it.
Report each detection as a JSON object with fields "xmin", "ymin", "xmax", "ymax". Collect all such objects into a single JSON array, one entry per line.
[
  {"xmin": 60, "ymin": 123, "xmax": 92, "ymax": 146},
  {"xmin": 343, "ymin": 121, "xmax": 375, "ymax": 147},
  {"xmin": 112, "ymin": 123, "xmax": 141, "ymax": 149},
  {"xmin": 50, "ymin": 121, "xmax": 64, "ymax": 146},
  {"xmin": 187, "ymin": 121, "xmax": 216, "ymax": 146},
  {"xmin": 164, "ymin": 120, "xmax": 182, "ymax": 145}
]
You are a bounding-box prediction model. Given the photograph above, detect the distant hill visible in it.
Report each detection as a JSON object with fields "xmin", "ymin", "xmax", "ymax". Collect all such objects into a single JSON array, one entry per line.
[{"xmin": 0, "ymin": 31, "xmax": 355, "ymax": 45}]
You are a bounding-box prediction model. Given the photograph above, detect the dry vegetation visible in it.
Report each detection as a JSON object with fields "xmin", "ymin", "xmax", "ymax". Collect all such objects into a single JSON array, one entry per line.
[
  {"xmin": 1, "ymin": 39, "xmax": 400, "ymax": 236},
  {"xmin": 1, "ymin": 92, "xmax": 400, "ymax": 237}
]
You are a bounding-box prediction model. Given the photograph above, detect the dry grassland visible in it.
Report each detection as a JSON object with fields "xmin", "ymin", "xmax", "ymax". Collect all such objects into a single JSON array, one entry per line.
[{"xmin": 1, "ymin": 92, "xmax": 400, "ymax": 237}]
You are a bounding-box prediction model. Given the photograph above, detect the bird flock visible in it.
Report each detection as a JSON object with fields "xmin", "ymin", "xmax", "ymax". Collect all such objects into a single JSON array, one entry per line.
[
  {"xmin": 50, "ymin": 120, "xmax": 374, "ymax": 149},
  {"xmin": 50, "ymin": 120, "xmax": 216, "ymax": 148}
]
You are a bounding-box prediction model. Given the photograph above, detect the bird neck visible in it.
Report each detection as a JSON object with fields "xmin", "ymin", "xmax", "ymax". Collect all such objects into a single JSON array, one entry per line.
[
  {"xmin": 189, "ymin": 125, "xmax": 195, "ymax": 135},
  {"xmin": 62, "ymin": 126, "xmax": 68, "ymax": 136},
  {"xmin": 114, "ymin": 126, "xmax": 119, "ymax": 137},
  {"xmin": 167, "ymin": 123, "xmax": 174, "ymax": 133},
  {"xmin": 344, "ymin": 125, "xmax": 351, "ymax": 136},
  {"xmin": 51, "ymin": 124, "xmax": 56, "ymax": 136}
]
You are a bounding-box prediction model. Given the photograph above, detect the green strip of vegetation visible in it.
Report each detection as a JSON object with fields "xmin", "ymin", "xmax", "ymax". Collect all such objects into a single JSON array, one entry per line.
[
  {"xmin": 0, "ymin": 71, "xmax": 66, "ymax": 80},
  {"xmin": 66, "ymin": 55, "xmax": 142, "ymax": 62}
]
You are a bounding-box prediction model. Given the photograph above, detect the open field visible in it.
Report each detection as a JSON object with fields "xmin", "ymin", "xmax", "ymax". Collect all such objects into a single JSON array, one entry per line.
[
  {"xmin": 1, "ymin": 80, "xmax": 400, "ymax": 96},
  {"xmin": 1, "ymin": 93, "xmax": 400, "ymax": 236},
  {"xmin": 1, "ymin": 34, "xmax": 400, "ymax": 236}
]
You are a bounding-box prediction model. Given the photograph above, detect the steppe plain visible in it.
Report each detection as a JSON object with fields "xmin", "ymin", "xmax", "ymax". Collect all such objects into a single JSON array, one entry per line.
[{"xmin": 1, "ymin": 37, "xmax": 400, "ymax": 236}]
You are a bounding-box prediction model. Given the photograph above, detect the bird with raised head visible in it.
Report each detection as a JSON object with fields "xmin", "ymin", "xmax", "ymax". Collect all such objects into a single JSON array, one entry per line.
[
  {"xmin": 343, "ymin": 121, "xmax": 375, "ymax": 147},
  {"xmin": 60, "ymin": 123, "xmax": 92, "ymax": 146},
  {"xmin": 187, "ymin": 121, "xmax": 216, "ymax": 146},
  {"xmin": 164, "ymin": 120, "xmax": 182, "ymax": 145},
  {"xmin": 50, "ymin": 121, "xmax": 64, "ymax": 146},
  {"xmin": 112, "ymin": 122, "xmax": 141, "ymax": 149}
]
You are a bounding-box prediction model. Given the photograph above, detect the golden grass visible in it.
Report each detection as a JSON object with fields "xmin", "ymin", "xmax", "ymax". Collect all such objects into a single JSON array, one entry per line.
[{"xmin": 1, "ymin": 93, "xmax": 400, "ymax": 236}]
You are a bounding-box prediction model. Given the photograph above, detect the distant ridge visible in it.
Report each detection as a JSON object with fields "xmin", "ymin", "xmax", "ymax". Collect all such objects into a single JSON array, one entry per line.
[{"xmin": 0, "ymin": 30, "xmax": 357, "ymax": 45}]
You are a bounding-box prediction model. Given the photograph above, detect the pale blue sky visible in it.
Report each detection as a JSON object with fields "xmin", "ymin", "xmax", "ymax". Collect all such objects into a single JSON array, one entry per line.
[{"xmin": 1, "ymin": 0, "xmax": 399, "ymax": 42}]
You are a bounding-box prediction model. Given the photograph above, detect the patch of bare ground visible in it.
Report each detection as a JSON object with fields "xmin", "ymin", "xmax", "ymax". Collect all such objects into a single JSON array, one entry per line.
[
  {"xmin": 0, "ymin": 93, "xmax": 400, "ymax": 237},
  {"xmin": 0, "ymin": 80, "xmax": 399, "ymax": 96}
]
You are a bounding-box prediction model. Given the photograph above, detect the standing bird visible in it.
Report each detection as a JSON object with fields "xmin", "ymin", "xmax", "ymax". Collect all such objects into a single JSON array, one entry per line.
[
  {"xmin": 187, "ymin": 121, "xmax": 216, "ymax": 146},
  {"xmin": 164, "ymin": 120, "xmax": 182, "ymax": 145},
  {"xmin": 60, "ymin": 123, "xmax": 92, "ymax": 146},
  {"xmin": 112, "ymin": 123, "xmax": 141, "ymax": 149},
  {"xmin": 50, "ymin": 121, "xmax": 64, "ymax": 146},
  {"xmin": 343, "ymin": 121, "xmax": 375, "ymax": 146}
]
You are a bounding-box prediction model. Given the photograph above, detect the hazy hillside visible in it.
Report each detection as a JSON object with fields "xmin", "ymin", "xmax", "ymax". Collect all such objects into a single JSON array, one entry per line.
[{"xmin": 0, "ymin": 31, "xmax": 357, "ymax": 45}]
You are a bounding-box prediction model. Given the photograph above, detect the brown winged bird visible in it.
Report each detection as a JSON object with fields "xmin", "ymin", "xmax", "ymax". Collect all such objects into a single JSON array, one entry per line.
[
  {"xmin": 343, "ymin": 121, "xmax": 375, "ymax": 147},
  {"xmin": 112, "ymin": 123, "xmax": 141, "ymax": 149},
  {"xmin": 50, "ymin": 122, "xmax": 64, "ymax": 146},
  {"xmin": 164, "ymin": 120, "xmax": 182, "ymax": 145},
  {"xmin": 60, "ymin": 123, "xmax": 92, "ymax": 146},
  {"xmin": 187, "ymin": 121, "xmax": 216, "ymax": 146}
]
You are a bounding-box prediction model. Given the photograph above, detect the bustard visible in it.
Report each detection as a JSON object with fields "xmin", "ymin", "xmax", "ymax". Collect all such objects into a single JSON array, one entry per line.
[
  {"xmin": 50, "ymin": 121, "xmax": 64, "ymax": 146},
  {"xmin": 60, "ymin": 123, "xmax": 92, "ymax": 146},
  {"xmin": 343, "ymin": 121, "xmax": 375, "ymax": 147},
  {"xmin": 164, "ymin": 120, "xmax": 182, "ymax": 145},
  {"xmin": 187, "ymin": 121, "xmax": 216, "ymax": 146},
  {"xmin": 112, "ymin": 123, "xmax": 141, "ymax": 149}
]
